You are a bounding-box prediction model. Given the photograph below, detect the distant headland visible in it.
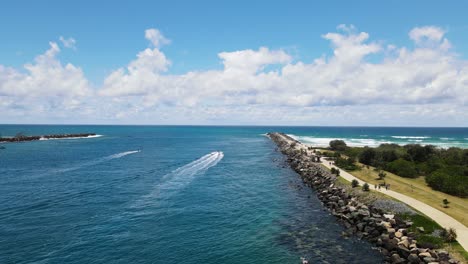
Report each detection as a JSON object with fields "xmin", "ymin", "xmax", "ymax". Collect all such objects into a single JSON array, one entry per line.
[{"xmin": 0, "ymin": 133, "xmax": 98, "ymax": 143}]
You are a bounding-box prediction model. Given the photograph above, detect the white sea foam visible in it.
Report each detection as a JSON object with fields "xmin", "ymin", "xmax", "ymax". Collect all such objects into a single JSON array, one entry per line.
[
  {"xmin": 289, "ymin": 133, "xmax": 468, "ymax": 149},
  {"xmin": 391, "ymin": 136, "xmax": 430, "ymax": 139},
  {"xmin": 39, "ymin": 134, "xmax": 103, "ymax": 140},
  {"xmin": 288, "ymin": 134, "xmax": 388, "ymax": 147}
]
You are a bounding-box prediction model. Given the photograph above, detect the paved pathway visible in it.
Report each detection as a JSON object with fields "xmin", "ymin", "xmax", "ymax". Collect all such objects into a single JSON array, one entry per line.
[
  {"xmin": 319, "ymin": 159, "xmax": 468, "ymax": 252},
  {"xmin": 277, "ymin": 134, "xmax": 468, "ymax": 252}
]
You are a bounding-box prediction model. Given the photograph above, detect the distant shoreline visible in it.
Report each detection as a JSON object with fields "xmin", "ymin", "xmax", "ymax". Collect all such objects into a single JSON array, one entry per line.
[{"xmin": 0, "ymin": 133, "xmax": 98, "ymax": 143}]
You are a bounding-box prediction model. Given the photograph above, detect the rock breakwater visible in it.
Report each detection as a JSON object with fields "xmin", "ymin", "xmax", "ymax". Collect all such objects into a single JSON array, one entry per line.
[
  {"xmin": 0, "ymin": 133, "xmax": 97, "ymax": 143},
  {"xmin": 268, "ymin": 132, "xmax": 460, "ymax": 264}
]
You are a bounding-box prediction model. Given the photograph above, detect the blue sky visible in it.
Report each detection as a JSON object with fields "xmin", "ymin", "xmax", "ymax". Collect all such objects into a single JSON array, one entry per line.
[{"xmin": 1, "ymin": 1, "xmax": 468, "ymax": 126}]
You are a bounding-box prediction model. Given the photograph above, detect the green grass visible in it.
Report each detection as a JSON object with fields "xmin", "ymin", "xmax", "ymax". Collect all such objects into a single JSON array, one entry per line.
[{"xmin": 323, "ymin": 160, "xmax": 468, "ymax": 263}]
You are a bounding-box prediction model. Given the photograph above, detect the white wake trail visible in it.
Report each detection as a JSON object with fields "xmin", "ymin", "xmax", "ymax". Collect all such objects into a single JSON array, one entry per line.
[
  {"xmin": 55, "ymin": 150, "xmax": 140, "ymax": 173},
  {"xmin": 136, "ymin": 151, "xmax": 224, "ymax": 206}
]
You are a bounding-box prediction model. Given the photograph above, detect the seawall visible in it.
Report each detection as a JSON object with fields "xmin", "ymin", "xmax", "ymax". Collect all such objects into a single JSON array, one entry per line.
[{"xmin": 267, "ymin": 132, "xmax": 460, "ymax": 264}]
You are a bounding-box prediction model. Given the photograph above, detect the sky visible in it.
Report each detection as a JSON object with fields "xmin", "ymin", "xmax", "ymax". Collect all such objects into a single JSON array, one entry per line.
[{"xmin": 1, "ymin": 0, "xmax": 468, "ymax": 126}]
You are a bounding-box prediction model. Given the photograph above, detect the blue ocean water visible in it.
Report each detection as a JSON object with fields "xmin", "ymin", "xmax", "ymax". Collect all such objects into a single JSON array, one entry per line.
[{"xmin": 0, "ymin": 125, "xmax": 466, "ymax": 264}]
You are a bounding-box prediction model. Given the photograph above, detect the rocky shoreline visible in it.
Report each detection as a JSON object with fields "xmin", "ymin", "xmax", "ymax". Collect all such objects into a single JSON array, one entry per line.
[
  {"xmin": 0, "ymin": 133, "xmax": 97, "ymax": 143},
  {"xmin": 267, "ymin": 132, "xmax": 460, "ymax": 264}
]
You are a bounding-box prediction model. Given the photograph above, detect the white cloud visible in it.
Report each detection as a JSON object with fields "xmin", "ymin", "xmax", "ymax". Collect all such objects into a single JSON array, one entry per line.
[
  {"xmin": 145, "ymin": 28, "xmax": 170, "ymax": 48},
  {"xmin": 59, "ymin": 36, "xmax": 77, "ymax": 49},
  {"xmin": 409, "ymin": 26, "xmax": 445, "ymax": 44},
  {"xmin": 1, "ymin": 25, "xmax": 467, "ymax": 126}
]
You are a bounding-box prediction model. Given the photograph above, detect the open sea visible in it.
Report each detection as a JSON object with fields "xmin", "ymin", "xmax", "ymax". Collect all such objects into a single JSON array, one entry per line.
[{"xmin": 1, "ymin": 125, "xmax": 467, "ymax": 264}]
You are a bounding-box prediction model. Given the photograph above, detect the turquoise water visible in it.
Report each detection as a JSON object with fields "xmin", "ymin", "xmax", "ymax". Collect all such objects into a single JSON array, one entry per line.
[{"xmin": 1, "ymin": 125, "xmax": 465, "ymax": 263}]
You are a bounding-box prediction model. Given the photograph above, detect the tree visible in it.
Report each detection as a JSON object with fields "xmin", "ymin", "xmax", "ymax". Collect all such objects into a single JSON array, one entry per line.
[
  {"xmin": 443, "ymin": 199, "xmax": 450, "ymax": 208},
  {"xmin": 362, "ymin": 183, "xmax": 370, "ymax": 192},
  {"xmin": 378, "ymin": 170, "xmax": 387, "ymax": 180},
  {"xmin": 359, "ymin": 147, "xmax": 376, "ymax": 165},
  {"xmin": 329, "ymin": 140, "xmax": 347, "ymax": 151},
  {"xmin": 351, "ymin": 179, "xmax": 359, "ymax": 188},
  {"xmin": 386, "ymin": 158, "xmax": 418, "ymax": 178}
]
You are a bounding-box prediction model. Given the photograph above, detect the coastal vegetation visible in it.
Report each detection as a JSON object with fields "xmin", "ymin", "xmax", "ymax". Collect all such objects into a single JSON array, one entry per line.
[
  {"xmin": 328, "ymin": 141, "xmax": 468, "ymax": 198},
  {"xmin": 269, "ymin": 132, "xmax": 466, "ymax": 263}
]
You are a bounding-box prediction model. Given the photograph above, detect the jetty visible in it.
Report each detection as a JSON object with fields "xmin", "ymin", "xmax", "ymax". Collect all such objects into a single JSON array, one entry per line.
[
  {"xmin": 0, "ymin": 133, "xmax": 97, "ymax": 143},
  {"xmin": 267, "ymin": 132, "xmax": 463, "ymax": 264}
]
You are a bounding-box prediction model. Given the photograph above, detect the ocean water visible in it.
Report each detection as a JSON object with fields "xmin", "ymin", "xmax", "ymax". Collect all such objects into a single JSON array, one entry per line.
[{"xmin": 0, "ymin": 126, "xmax": 465, "ymax": 264}]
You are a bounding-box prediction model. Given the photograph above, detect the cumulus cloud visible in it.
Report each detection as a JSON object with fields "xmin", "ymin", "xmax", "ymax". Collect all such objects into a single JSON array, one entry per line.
[
  {"xmin": 0, "ymin": 42, "xmax": 89, "ymax": 97},
  {"xmin": 1, "ymin": 25, "xmax": 467, "ymax": 125}
]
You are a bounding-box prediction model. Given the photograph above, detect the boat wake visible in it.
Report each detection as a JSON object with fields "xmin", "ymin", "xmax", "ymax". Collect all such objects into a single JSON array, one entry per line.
[
  {"xmin": 55, "ymin": 150, "xmax": 140, "ymax": 173},
  {"xmin": 134, "ymin": 151, "xmax": 224, "ymax": 207}
]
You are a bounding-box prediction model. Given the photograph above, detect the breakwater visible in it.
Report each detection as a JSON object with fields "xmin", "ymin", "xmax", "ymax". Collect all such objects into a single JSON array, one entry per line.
[
  {"xmin": 0, "ymin": 133, "xmax": 97, "ymax": 143},
  {"xmin": 268, "ymin": 132, "xmax": 460, "ymax": 264}
]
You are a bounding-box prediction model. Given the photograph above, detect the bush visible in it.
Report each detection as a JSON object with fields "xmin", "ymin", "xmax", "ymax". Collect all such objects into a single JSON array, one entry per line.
[
  {"xmin": 442, "ymin": 227, "xmax": 457, "ymax": 242},
  {"xmin": 443, "ymin": 199, "xmax": 450, "ymax": 208},
  {"xmin": 359, "ymin": 147, "xmax": 376, "ymax": 165},
  {"xmin": 351, "ymin": 179, "xmax": 359, "ymax": 188},
  {"xmin": 329, "ymin": 140, "xmax": 347, "ymax": 151},
  {"xmin": 426, "ymin": 170, "xmax": 468, "ymax": 197},
  {"xmin": 362, "ymin": 183, "xmax": 370, "ymax": 192},
  {"xmin": 378, "ymin": 170, "xmax": 386, "ymax": 180},
  {"xmin": 335, "ymin": 157, "xmax": 359, "ymax": 171},
  {"xmin": 386, "ymin": 158, "xmax": 418, "ymax": 178}
]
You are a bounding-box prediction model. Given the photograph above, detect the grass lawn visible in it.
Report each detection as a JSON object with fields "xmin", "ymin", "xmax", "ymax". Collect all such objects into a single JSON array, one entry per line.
[
  {"xmin": 334, "ymin": 174, "xmax": 468, "ymax": 263},
  {"xmin": 349, "ymin": 163, "xmax": 468, "ymax": 227}
]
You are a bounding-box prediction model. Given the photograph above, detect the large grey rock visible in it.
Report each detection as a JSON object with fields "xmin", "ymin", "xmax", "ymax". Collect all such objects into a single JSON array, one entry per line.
[
  {"xmin": 391, "ymin": 253, "xmax": 405, "ymax": 263},
  {"xmin": 423, "ymin": 257, "xmax": 436, "ymax": 263},
  {"xmin": 419, "ymin": 252, "xmax": 432, "ymax": 258},
  {"xmin": 407, "ymin": 253, "xmax": 420, "ymax": 263}
]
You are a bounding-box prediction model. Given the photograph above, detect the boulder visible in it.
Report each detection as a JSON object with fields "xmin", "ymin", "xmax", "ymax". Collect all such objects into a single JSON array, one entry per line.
[
  {"xmin": 395, "ymin": 231, "xmax": 403, "ymax": 238},
  {"xmin": 423, "ymin": 257, "xmax": 436, "ymax": 263},
  {"xmin": 391, "ymin": 253, "xmax": 405, "ymax": 264},
  {"xmin": 384, "ymin": 214, "xmax": 395, "ymax": 220},
  {"xmin": 407, "ymin": 253, "xmax": 420, "ymax": 263},
  {"xmin": 419, "ymin": 252, "xmax": 432, "ymax": 258}
]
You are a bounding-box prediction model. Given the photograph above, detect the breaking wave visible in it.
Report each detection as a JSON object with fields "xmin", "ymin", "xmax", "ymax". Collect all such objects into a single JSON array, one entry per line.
[
  {"xmin": 391, "ymin": 136, "xmax": 430, "ymax": 139},
  {"xmin": 39, "ymin": 134, "xmax": 103, "ymax": 140}
]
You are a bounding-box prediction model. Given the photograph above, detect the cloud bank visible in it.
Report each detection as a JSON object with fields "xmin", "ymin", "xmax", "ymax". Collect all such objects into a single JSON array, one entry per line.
[{"xmin": 0, "ymin": 25, "xmax": 467, "ymax": 126}]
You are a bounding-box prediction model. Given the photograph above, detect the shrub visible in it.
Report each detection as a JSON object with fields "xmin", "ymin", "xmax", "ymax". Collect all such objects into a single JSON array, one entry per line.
[
  {"xmin": 329, "ymin": 140, "xmax": 347, "ymax": 151},
  {"xmin": 426, "ymin": 170, "xmax": 468, "ymax": 197},
  {"xmin": 362, "ymin": 183, "xmax": 370, "ymax": 192},
  {"xmin": 351, "ymin": 179, "xmax": 359, "ymax": 188},
  {"xmin": 386, "ymin": 158, "xmax": 418, "ymax": 178},
  {"xmin": 359, "ymin": 147, "xmax": 376, "ymax": 165},
  {"xmin": 378, "ymin": 170, "xmax": 386, "ymax": 180},
  {"xmin": 335, "ymin": 157, "xmax": 359, "ymax": 171},
  {"xmin": 442, "ymin": 228, "xmax": 457, "ymax": 242},
  {"xmin": 443, "ymin": 199, "xmax": 450, "ymax": 208}
]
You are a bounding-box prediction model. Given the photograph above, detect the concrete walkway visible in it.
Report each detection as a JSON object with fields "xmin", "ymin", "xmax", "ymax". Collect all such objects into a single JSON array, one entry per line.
[{"xmin": 319, "ymin": 154, "xmax": 468, "ymax": 252}]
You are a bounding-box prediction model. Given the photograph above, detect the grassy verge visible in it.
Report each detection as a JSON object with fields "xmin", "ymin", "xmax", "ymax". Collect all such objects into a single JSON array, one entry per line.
[
  {"xmin": 347, "ymin": 163, "xmax": 468, "ymax": 227},
  {"xmin": 334, "ymin": 174, "xmax": 467, "ymax": 263},
  {"xmin": 398, "ymin": 213, "xmax": 468, "ymax": 263}
]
